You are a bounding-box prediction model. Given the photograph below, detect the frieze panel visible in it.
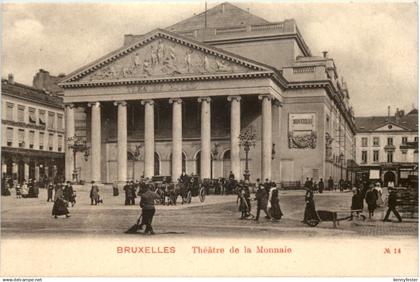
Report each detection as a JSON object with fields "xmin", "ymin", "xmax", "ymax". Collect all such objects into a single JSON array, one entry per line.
[
  {"xmin": 80, "ymin": 38, "xmax": 251, "ymax": 82},
  {"xmin": 126, "ymin": 82, "xmax": 199, "ymax": 94}
]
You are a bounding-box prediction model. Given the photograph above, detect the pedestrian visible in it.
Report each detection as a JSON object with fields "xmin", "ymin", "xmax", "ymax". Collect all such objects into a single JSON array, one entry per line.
[
  {"xmin": 52, "ymin": 184, "xmax": 70, "ymax": 219},
  {"xmin": 304, "ymin": 177, "xmax": 311, "ymax": 190},
  {"xmin": 374, "ymin": 183, "xmax": 384, "ymax": 207},
  {"xmin": 21, "ymin": 180, "xmax": 29, "ymax": 198},
  {"xmin": 139, "ymin": 184, "xmax": 161, "ymax": 235},
  {"xmin": 15, "ymin": 182, "xmax": 21, "ymax": 198},
  {"xmin": 229, "ymin": 171, "xmax": 235, "ymax": 180},
  {"xmin": 339, "ymin": 179, "xmax": 344, "ymax": 192},
  {"xmin": 303, "ymin": 188, "xmax": 320, "ymax": 224},
  {"xmin": 383, "ymin": 189, "xmax": 402, "ymax": 222},
  {"xmin": 237, "ymin": 188, "xmax": 249, "ymax": 219},
  {"xmin": 365, "ymin": 185, "xmax": 378, "ymax": 219},
  {"xmin": 350, "ymin": 188, "xmax": 364, "ymax": 220},
  {"xmin": 263, "ymin": 178, "xmax": 271, "ymax": 194},
  {"xmin": 254, "ymin": 185, "xmax": 270, "ymax": 221},
  {"xmin": 327, "ymin": 176, "xmax": 334, "ymax": 191},
  {"xmin": 318, "ymin": 178, "xmax": 324, "ymax": 194},
  {"xmin": 130, "ymin": 181, "xmax": 137, "ymax": 205},
  {"xmin": 47, "ymin": 181, "xmax": 54, "ymax": 202},
  {"xmin": 90, "ymin": 181, "xmax": 100, "ymax": 205},
  {"xmin": 268, "ymin": 185, "xmax": 283, "ymax": 221}
]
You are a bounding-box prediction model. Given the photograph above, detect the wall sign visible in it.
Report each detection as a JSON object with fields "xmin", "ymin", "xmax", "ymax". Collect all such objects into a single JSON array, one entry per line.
[{"xmin": 288, "ymin": 113, "xmax": 317, "ymax": 149}]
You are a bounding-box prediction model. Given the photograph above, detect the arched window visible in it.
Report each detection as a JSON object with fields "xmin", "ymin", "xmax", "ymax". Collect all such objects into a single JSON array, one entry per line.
[
  {"xmin": 222, "ymin": 150, "xmax": 231, "ymax": 178},
  {"xmin": 154, "ymin": 152, "xmax": 160, "ymax": 176}
]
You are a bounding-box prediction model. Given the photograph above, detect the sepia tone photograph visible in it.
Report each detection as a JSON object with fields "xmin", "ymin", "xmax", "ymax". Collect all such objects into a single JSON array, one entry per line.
[{"xmin": 1, "ymin": 0, "xmax": 418, "ymax": 278}]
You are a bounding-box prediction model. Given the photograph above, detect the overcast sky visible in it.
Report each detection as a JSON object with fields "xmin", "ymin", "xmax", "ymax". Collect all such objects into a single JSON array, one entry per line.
[{"xmin": 2, "ymin": 1, "xmax": 418, "ymax": 116}]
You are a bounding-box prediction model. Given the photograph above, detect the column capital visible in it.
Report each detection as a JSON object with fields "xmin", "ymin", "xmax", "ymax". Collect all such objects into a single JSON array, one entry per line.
[
  {"xmin": 258, "ymin": 95, "xmax": 273, "ymax": 101},
  {"xmin": 65, "ymin": 103, "xmax": 75, "ymax": 109},
  {"xmin": 87, "ymin": 102, "xmax": 101, "ymax": 108},
  {"xmin": 273, "ymin": 99, "xmax": 283, "ymax": 107},
  {"xmin": 169, "ymin": 98, "xmax": 183, "ymax": 104},
  {"xmin": 141, "ymin": 99, "xmax": 154, "ymax": 106},
  {"xmin": 227, "ymin": 96, "xmax": 241, "ymax": 102},
  {"xmin": 113, "ymin": 100, "xmax": 127, "ymax": 107},
  {"xmin": 198, "ymin": 97, "xmax": 211, "ymax": 103}
]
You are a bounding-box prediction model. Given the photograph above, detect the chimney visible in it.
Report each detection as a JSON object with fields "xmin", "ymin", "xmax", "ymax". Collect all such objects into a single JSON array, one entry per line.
[
  {"xmin": 395, "ymin": 108, "xmax": 400, "ymax": 123},
  {"xmin": 322, "ymin": 51, "xmax": 328, "ymax": 58},
  {"xmin": 8, "ymin": 73, "xmax": 14, "ymax": 84}
]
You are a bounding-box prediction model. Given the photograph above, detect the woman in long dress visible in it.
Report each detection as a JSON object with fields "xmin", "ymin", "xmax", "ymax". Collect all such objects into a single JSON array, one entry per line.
[
  {"xmin": 52, "ymin": 185, "xmax": 70, "ymax": 218},
  {"xmin": 268, "ymin": 187, "xmax": 283, "ymax": 220},
  {"xmin": 303, "ymin": 189, "xmax": 320, "ymax": 224}
]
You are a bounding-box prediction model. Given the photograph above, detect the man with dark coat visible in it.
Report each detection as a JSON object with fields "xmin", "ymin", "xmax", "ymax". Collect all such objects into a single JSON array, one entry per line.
[
  {"xmin": 318, "ymin": 178, "xmax": 324, "ymax": 194},
  {"xmin": 365, "ymin": 186, "xmax": 378, "ymax": 219},
  {"xmin": 254, "ymin": 186, "xmax": 270, "ymax": 221},
  {"xmin": 47, "ymin": 181, "xmax": 54, "ymax": 202},
  {"xmin": 90, "ymin": 181, "xmax": 100, "ymax": 205},
  {"xmin": 263, "ymin": 178, "xmax": 271, "ymax": 194},
  {"xmin": 383, "ymin": 189, "xmax": 402, "ymax": 222},
  {"xmin": 123, "ymin": 181, "xmax": 131, "ymax": 205},
  {"xmin": 139, "ymin": 185, "xmax": 161, "ymax": 234},
  {"xmin": 130, "ymin": 181, "xmax": 137, "ymax": 205},
  {"xmin": 228, "ymin": 171, "xmax": 235, "ymax": 180},
  {"xmin": 328, "ymin": 177, "xmax": 334, "ymax": 191}
]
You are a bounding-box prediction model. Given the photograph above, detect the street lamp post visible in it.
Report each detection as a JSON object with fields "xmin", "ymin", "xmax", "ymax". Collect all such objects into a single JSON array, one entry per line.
[
  {"xmin": 339, "ymin": 152, "xmax": 344, "ymax": 181},
  {"xmin": 239, "ymin": 127, "xmax": 256, "ymax": 181},
  {"xmin": 67, "ymin": 135, "xmax": 90, "ymax": 184}
]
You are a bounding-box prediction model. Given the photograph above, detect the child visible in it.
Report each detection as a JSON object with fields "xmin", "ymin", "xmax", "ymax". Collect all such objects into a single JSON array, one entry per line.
[{"xmin": 237, "ymin": 188, "xmax": 249, "ymax": 219}]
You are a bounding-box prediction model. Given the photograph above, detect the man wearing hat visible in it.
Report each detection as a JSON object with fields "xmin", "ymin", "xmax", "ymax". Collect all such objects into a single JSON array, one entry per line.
[
  {"xmin": 383, "ymin": 188, "xmax": 402, "ymax": 222},
  {"xmin": 139, "ymin": 184, "xmax": 161, "ymax": 234}
]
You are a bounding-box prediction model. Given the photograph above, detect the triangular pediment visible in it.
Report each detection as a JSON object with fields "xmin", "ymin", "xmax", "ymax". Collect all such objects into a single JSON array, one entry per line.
[
  {"xmin": 60, "ymin": 29, "xmax": 273, "ymax": 86},
  {"xmin": 374, "ymin": 122, "xmax": 410, "ymax": 132}
]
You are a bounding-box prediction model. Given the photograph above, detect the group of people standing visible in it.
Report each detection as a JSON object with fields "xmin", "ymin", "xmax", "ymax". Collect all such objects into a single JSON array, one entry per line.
[
  {"xmin": 51, "ymin": 181, "xmax": 75, "ymax": 218},
  {"xmin": 237, "ymin": 178, "xmax": 283, "ymax": 222}
]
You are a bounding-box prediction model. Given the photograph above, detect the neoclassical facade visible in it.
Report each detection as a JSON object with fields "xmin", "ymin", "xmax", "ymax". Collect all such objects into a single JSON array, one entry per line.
[{"xmin": 60, "ymin": 3, "xmax": 356, "ymax": 185}]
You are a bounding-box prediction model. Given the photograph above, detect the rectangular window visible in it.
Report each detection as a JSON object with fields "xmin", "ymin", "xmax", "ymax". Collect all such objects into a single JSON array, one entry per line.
[
  {"xmin": 6, "ymin": 103, "xmax": 14, "ymax": 121},
  {"xmin": 29, "ymin": 131, "xmax": 35, "ymax": 149},
  {"xmin": 39, "ymin": 110, "xmax": 46, "ymax": 125},
  {"xmin": 387, "ymin": 137, "xmax": 393, "ymax": 146},
  {"xmin": 6, "ymin": 127, "xmax": 13, "ymax": 146},
  {"xmin": 17, "ymin": 105, "xmax": 25, "ymax": 122},
  {"xmin": 387, "ymin": 151, "xmax": 393, "ymax": 163},
  {"xmin": 362, "ymin": 151, "xmax": 368, "ymax": 164},
  {"xmin": 361, "ymin": 137, "xmax": 368, "ymax": 147},
  {"xmin": 39, "ymin": 132, "xmax": 44, "ymax": 150},
  {"xmin": 402, "ymin": 137, "xmax": 408, "ymax": 145},
  {"xmin": 373, "ymin": 150, "xmax": 379, "ymax": 163},
  {"xmin": 373, "ymin": 137, "xmax": 380, "ymax": 146},
  {"xmin": 29, "ymin": 108, "xmax": 36, "ymax": 124},
  {"xmin": 18, "ymin": 129, "xmax": 25, "ymax": 147},
  {"xmin": 48, "ymin": 112, "xmax": 55, "ymax": 130},
  {"xmin": 48, "ymin": 133, "xmax": 54, "ymax": 151},
  {"xmin": 57, "ymin": 114, "xmax": 63, "ymax": 131},
  {"xmin": 58, "ymin": 135, "xmax": 63, "ymax": 152}
]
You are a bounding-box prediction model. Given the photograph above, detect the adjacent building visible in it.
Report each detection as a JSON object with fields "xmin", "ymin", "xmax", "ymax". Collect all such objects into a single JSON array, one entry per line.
[
  {"xmin": 60, "ymin": 2, "xmax": 356, "ymax": 185},
  {"xmin": 355, "ymin": 108, "xmax": 418, "ymax": 186},
  {"xmin": 1, "ymin": 73, "xmax": 65, "ymax": 183}
]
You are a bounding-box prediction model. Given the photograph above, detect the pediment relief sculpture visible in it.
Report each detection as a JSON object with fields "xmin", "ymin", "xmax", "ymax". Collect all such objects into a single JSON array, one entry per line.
[{"xmin": 80, "ymin": 38, "xmax": 251, "ymax": 82}]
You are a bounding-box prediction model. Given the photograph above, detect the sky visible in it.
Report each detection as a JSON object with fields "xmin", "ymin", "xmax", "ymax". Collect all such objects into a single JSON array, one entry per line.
[{"xmin": 1, "ymin": 1, "xmax": 418, "ymax": 116}]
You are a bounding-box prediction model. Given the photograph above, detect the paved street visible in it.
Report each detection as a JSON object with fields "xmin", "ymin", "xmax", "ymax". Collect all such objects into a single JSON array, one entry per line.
[{"xmin": 1, "ymin": 186, "xmax": 417, "ymax": 238}]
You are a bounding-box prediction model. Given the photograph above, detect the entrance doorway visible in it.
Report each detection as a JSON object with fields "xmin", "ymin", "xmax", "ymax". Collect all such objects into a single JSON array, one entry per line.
[
  {"xmin": 222, "ymin": 150, "xmax": 231, "ymax": 178},
  {"xmin": 384, "ymin": 171, "xmax": 396, "ymax": 187}
]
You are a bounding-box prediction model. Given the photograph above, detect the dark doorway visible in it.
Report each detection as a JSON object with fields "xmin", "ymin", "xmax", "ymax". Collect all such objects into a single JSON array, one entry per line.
[{"xmin": 384, "ymin": 171, "xmax": 396, "ymax": 187}]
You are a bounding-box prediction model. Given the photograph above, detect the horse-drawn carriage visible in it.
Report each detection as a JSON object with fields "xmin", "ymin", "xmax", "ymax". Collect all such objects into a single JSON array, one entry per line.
[{"xmin": 150, "ymin": 175, "xmax": 206, "ymax": 205}]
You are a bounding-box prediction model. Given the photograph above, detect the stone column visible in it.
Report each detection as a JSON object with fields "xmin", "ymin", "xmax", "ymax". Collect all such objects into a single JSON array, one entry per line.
[
  {"xmin": 227, "ymin": 96, "xmax": 241, "ymax": 180},
  {"xmin": 272, "ymin": 100, "xmax": 282, "ymax": 182},
  {"xmin": 142, "ymin": 100, "xmax": 155, "ymax": 178},
  {"xmin": 259, "ymin": 95, "xmax": 273, "ymax": 181},
  {"xmin": 115, "ymin": 101, "xmax": 128, "ymax": 184},
  {"xmin": 65, "ymin": 104, "xmax": 75, "ymax": 181},
  {"xmin": 198, "ymin": 97, "xmax": 211, "ymax": 179},
  {"xmin": 169, "ymin": 98, "xmax": 183, "ymax": 180},
  {"xmin": 24, "ymin": 162, "xmax": 29, "ymax": 181},
  {"xmin": 34, "ymin": 164, "xmax": 40, "ymax": 181},
  {"xmin": 89, "ymin": 102, "xmax": 101, "ymax": 183}
]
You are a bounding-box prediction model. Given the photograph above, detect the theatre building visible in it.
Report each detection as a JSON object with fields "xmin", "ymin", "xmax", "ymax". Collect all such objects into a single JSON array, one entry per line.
[
  {"xmin": 1, "ymin": 74, "xmax": 65, "ymax": 183},
  {"xmin": 60, "ymin": 3, "xmax": 356, "ymax": 186}
]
